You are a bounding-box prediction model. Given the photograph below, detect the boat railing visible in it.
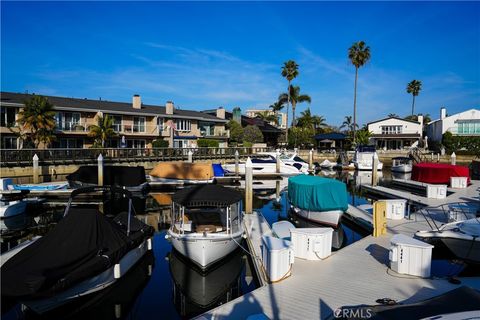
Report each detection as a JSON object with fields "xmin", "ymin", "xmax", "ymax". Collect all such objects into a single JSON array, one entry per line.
[{"xmin": 416, "ymin": 202, "xmax": 478, "ymax": 231}]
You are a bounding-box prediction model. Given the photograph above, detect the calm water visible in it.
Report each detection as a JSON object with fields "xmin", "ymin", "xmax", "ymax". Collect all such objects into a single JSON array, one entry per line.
[{"xmin": 1, "ymin": 171, "xmax": 475, "ymax": 319}]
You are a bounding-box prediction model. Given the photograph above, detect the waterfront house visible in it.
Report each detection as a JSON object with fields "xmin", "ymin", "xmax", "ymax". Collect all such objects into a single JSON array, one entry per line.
[
  {"xmin": 367, "ymin": 116, "xmax": 423, "ymax": 150},
  {"xmin": 426, "ymin": 107, "xmax": 480, "ymax": 143},
  {"xmin": 245, "ymin": 109, "xmax": 287, "ymax": 129},
  {"xmin": 0, "ymin": 92, "xmax": 228, "ymax": 149}
]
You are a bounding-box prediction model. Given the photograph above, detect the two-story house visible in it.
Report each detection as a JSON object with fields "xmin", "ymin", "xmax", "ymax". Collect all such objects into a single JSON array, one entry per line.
[
  {"xmin": 367, "ymin": 116, "xmax": 423, "ymax": 150},
  {"xmin": 245, "ymin": 109, "xmax": 287, "ymax": 129},
  {"xmin": 427, "ymin": 107, "xmax": 480, "ymax": 143},
  {"xmin": 0, "ymin": 92, "xmax": 228, "ymax": 149}
]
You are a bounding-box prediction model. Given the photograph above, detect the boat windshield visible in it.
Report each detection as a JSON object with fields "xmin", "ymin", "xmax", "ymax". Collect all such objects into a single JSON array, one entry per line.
[
  {"xmin": 280, "ymin": 153, "xmax": 294, "ymax": 160},
  {"xmin": 293, "ymin": 156, "xmax": 307, "ymax": 163},
  {"xmin": 357, "ymin": 145, "xmax": 376, "ymax": 153}
]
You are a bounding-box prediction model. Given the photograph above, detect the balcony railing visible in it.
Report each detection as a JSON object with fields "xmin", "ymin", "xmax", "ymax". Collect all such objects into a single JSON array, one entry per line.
[
  {"xmin": 56, "ymin": 122, "xmax": 88, "ymax": 132},
  {"xmin": 112, "ymin": 124, "xmax": 160, "ymax": 135},
  {"xmin": 199, "ymin": 130, "xmax": 230, "ymax": 138}
]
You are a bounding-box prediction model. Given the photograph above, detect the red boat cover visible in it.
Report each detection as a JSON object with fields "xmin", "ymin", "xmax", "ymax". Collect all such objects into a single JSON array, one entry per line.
[{"xmin": 412, "ymin": 162, "xmax": 470, "ymax": 184}]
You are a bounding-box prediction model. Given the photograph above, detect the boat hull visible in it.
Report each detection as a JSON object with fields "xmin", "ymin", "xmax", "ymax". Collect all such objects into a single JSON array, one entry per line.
[
  {"xmin": 0, "ymin": 201, "xmax": 27, "ymax": 218},
  {"xmin": 354, "ymin": 162, "xmax": 384, "ymax": 171},
  {"xmin": 391, "ymin": 164, "xmax": 412, "ymax": 173},
  {"xmin": 292, "ymin": 207, "xmax": 343, "ymax": 228},
  {"xmin": 223, "ymin": 163, "xmax": 301, "ymax": 176},
  {"xmin": 416, "ymin": 231, "xmax": 480, "ymax": 263}
]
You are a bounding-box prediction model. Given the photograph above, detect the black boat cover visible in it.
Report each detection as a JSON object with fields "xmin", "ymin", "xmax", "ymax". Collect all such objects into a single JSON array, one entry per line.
[
  {"xmin": 337, "ymin": 286, "xmax": 480, "ymax": 320},
  {"xmin": 1, "ymin": 208, "xmax": 153, "ymax": 298},
  {"xmin": 66, "ymin": 166, "xmax": 146, "ymax": 187},
  {"xmin": 172, "ymin": 185, "xmax": 242, "ymax": 208}
]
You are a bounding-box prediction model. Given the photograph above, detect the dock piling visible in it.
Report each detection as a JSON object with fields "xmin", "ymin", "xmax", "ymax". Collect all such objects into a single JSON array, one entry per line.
[
  {"xmin": 97, "ymin": 153, "xmax": 104, "ymax": 186},
  {"xmin": 32, "ymin": 154, "xmax": 39, "ymax": 184},
  {"xmin": 187, "ymin": 150, "xmax": 193, "ymax": 163},
  {"xmin": 371, "ymin": 153, "xmax": 379, "ymax": 186},
  {"xmin": 451, "ymin": 152, "xmax": 456, "ymax": 165},
  {"xmin": 235, "ymin": 150, "xmax": 239, "ymax": 176},
  {"xmin": 245, "ymin": 157, "xmax": 253, "ymax": 214},
  {"xmin": 276, "ymin": 149, "xmax": 281, "ymax": 173},
  {"xmin": 308, "ymin": 149, "xmax": 314, "ymax": 173}
]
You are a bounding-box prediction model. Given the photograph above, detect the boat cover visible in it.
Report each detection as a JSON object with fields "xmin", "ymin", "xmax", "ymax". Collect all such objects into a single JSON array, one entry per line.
[
  {"xmin": 1, "ymin": 208, "xmax": 153, "ymax": 298},
  {"xmin": 172, "ymin": 185, "xmax": 242, "ymax": 208},
  {"xmin": 67, "ymin": 166, "xmax": 147, "ymax": 187},
  {"xmin": 212, "ymin": 163, "xmax": 225, "ymax": 177},
  {"xmin": 150, "ymin": 162, "xmax": 214, "ymax": 180},
  {"xmin": 412, "ymin": 162, "xmax": 470, "ymax": 184},
  {"xmin": 288, "ymin": 175, "xmax": 348, "ymax": 212}
]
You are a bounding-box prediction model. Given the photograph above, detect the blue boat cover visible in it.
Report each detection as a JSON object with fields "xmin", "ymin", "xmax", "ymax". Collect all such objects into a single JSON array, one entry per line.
[
  {"xmin": 13, "ymin": 183, "xmax": 68, "ymax": 191},
  {"xmin": 212, "ymin": 163, "xmax": 225, "ymax": 177},
  {"xmin": 288, "ymin": 175, "xmax": 348, "ymax": 212}
]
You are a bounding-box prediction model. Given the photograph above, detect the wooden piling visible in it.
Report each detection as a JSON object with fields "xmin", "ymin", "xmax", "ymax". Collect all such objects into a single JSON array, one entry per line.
[
  {"xmin": 235, "ymin": 150, "xmax": 239, "ymax": 176},
  {"xmin": 188, "ymin": 150, "xmax": 193, "ymax": 163},
  {"xmin": 32, "ymin": 154, "xmax": 39, "ymax": 184},
  {"xmin": 371, "ymin": 153, "xmax": 378, "ymax": 186},
  {"xmin": 98, "ymin": 153, "xmax": 104, "ymax": 186},
  {"xmin": 451, "ymin": 152, "xmax": 456, "ymax": 165},
  {"xmin": 308, "ymin": 149, "xmax": 314, "ymax": 173},
  {"xmin": 245, "ymin": 157, "xmax": 253, "ymax": 214},
  {"xmin": 276, "ymin": 150, "xmax": 281, "ymax": 173}
]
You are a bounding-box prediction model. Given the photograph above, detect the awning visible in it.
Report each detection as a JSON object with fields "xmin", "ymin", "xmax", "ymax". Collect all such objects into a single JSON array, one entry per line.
[
  {"xmin": 172, "ymin": 185, "xmax": 242, "ymax": 208},
  {"xmin": 174, "ymin": 136, "xmax": 197, "ymax": 140}
]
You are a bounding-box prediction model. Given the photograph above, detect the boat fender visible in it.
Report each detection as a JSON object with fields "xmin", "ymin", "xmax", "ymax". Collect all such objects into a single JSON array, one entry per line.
[
  {"xmin": 164, "ymin": 234, "xmax": 170, "ymax": 240},
  {"xmin": 114, "ymin": 264, "xmax": 121, "ymax": 279},
  {"xmin": 147, "ymin": 238, "xmax": 152, "ymax": 251}
]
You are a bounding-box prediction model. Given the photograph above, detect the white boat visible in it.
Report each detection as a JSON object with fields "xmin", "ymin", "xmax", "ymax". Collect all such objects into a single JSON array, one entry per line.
[
  {"xmin": 1, "ymin": 186, "xmax": 154, "ymax": 314},
  {"xmin": 0, "ymin": 199, "xmax": 27, "ymax": 218},
  {"xmin": 288, "ymin": 175, "xmax": 348, "ymax": 228},
  {"xmin": 391, "ymin": 157, "xmax": 413, "ymax": 173},
  {"xmin": 258, "ymin": 151, "xmax": 319, "ymax": 173},
  {"xmin": 415, "ymin": 218, "xmax": 480, "ymax": 263},
  {"xmin": 319, "ymin": 159, "xmax": 336, "ymax": 169},
  {"xmin": 224, "ymin": 155, "xmax": 303, "ymax": 176},
  {"xmin": 167, "ymin": 185, "xmax": 244, "ymax": 269},
  {"xmin": 352, "ymin": 145, "xmax": 383, "ymax": 171}
]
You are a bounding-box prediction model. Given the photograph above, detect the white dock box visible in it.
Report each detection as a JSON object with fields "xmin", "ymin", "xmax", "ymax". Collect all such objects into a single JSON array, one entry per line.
[
  {"xmin": 261, "ymin": 236, "xmax": 294, "ymax": 282},
  {"xmin": 384, "ymin": 199, "xmax": 407, "ymax": 220},
  {"xmin": 450, "ymin": 177, "xmax": 468, "ymax": 189},
  {"xmin": 290, "ymin": 228, "xmax": 333, "ymax": 260},
  {"xmin": 0, "ymin": 178, "xmax": 13, "ymax": 191},
  {"xmin": 426, "ymin": 184, "xmax": 447, "ymax": 199},
  {"xmin": 272, "ymin": 221, "xmax": 295, "ymax": 240},
  {"xmin": 389, "ymin": 234, "xmax": 433, "ymax": 277}
]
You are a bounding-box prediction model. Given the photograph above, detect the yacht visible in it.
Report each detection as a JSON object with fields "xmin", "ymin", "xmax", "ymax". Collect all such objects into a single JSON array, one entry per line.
[
  {"xmin": 352, "ymin": 145, "xmax": 383, "ymax": 171},
  {"xmin": 166, "ymin": 185, "xmax": 244, "ymax": 269},
  {"xmin": 223, "ymin": 155, "xmax": 303, "ymax": 176},
  {"xmin": 391, "ymin": 156, "xmax": 413, "ymax": 173}
]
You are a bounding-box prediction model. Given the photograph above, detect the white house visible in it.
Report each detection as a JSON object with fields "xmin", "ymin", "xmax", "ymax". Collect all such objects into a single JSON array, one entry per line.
[
  {"xmin": 427, "ymin": 107, "xmax": 480, "ymax": 142},
  {"xmin": 367, "ymin": 116, "xmax": 423, "ymax": 150}
]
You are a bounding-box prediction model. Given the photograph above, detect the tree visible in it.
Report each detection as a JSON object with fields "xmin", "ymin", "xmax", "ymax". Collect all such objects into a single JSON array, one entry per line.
[
  {"xmin": 340, "ymin": 115, "xmax": 358, "ymax": 136},
  {"xmin": 348, "ymin": 41, "xmax": 371, "ymax": 145},
  {"xmin": 227, "ymin": 119, "xmax": 244, "ymax": 144},
  {"xmin": 388, "ymin": 113, "xmax": 399, "ymax": 118},
  {"xmin": 407, "ymin": 80, "xmax": 422, "ymax": 116},
  {"xmin": 16, "ymin": 95, "xmax": 56, "ymax": 148},
  {"xmin": 255, "ymin": 111, "xmax": 278, "ymax": 125},
  {"xmin": 287, "ymin": 127, "xmax": 315, "ymax": 148},
  {"xmin": 269, "ymin": 100, "xmax": 285, "ymax": 127},
  {"xmin": 88, "ymin": 115, "xmax": 116, "ymax": 148},
  {"xmin": 279, "ymin": 85, "xmax": 311, "ymax": 127},
  {"xmin": 243, "ymin": 125, "xmax": 264, "ymax": 144},
  {"xmin": 355, "ymin": 129, "xmax": 372, "ymax": 146},
  {"xmin": 281, "ymin": 60, "xmax": 299, "ymax": 140},
  {"xmin": 296, "ymin": 108, "xmax": 326, "ymax": 131}
]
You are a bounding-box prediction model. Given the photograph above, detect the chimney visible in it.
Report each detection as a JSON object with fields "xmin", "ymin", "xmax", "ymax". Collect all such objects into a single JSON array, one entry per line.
[
  {"xmin": 417, "ymin": 114, "xmax": 423, "ymax": 127},
  {"xmin": 166, "ymin": 101, "xmax": 174, "ymax": 115},
  {"xmin": 440, "ymin": 107, "xmax": 446, "ymax": 120},
  {"xmin": 132, "ymin": 94, "xmax": 141, "ymax": 109},
  {"xmin": 216, "ymin": 107, "xmax": 225, "ymax": 119}
]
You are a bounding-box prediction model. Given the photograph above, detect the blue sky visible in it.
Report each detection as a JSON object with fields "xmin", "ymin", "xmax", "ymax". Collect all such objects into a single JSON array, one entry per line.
[{"xmin": 1, "ymin": 1, "xmax": 479, "ymax": 126}]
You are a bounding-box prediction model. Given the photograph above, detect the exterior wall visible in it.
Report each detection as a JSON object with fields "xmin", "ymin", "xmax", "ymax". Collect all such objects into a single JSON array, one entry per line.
[
  {"xmin": 427, "ymin": 109, "xmax": 480, "ymax": 142},
  {"xmin": 367, "ymin": 118, "xmax": 422, "ymax": 135}
]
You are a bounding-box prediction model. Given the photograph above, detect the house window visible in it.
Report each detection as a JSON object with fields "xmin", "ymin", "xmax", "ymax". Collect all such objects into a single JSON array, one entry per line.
[
  {"xmin": 133, "ymin": 117, "xmax": 146, "ymax": 133},
  {"xmin": 175, "ymin": 119, "xmax": 191, "ymax": 132},
  {"xmin": 157, "ymin": 117, "xmax": 164, "ymax": 131},
  {"xmin": 199, "ymin": 121, "xmax": 215, "ymax": 136},
  {"xmin": 173, "ymin": 139, "xmax": 192, "ymax": 148},
  {"xmin": 53, "ymin": 138, "xmax": 83, "ymax": 149},
  {"xmin": 126, "ymin": 139, "xmax": 146, "ymax": 149},
  {"xmin": 1, "ymin": 107, "xmax": 16, "ymax": 127},
  {"xmin": 55, "ymin": 112, "xmax": 81, "ymax": 130},
  {"xmin": 381, "ymin": 125, "xmax": 402, "ymax": 135},
  {"xmin": 457, "ymin": 120, "xmax": 480, "ymax": 134},
  {"xmin": 110, "ymin": 115, "xmax": 123, "ymax": 132},
  {"xmin": 1, "ymin": 137, "xmax": 18, "ymax": 149}
]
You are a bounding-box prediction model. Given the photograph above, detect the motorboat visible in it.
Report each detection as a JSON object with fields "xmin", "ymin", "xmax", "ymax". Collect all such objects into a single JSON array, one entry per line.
[
  {"xmin": 0, "ymin": 199, "xmax": 27, "ymax": 218},
  {"xmin": 67, "ymin": 165, "xmax": 150, "ymax": 193},
  {"xmin": 258, "ymin": 151, "xmax": 320, "ymax": 173},
  {"xmin": 352, "ymin": 145, "xmax": 383, "ymax": 171},
  {"xmin": 223, "ymin": 155, "xmax": 303, "ymax": 176},
  {"xmin": 319, "ymin": 159, "xmax": 336, "ymax": 169},
  {"xmin": 1, "ymin": 186, "xmax": 154, "ymax": 314},
  {"xmin": 288, "ymin": 175, "xmax": 348, "ymax": 228},
  {"xmin": 149, "ymin": 162, "xmax": 224, "ymax": 184},
  {"xmin": 168, "ymin": 248, "xmax": 244, "ymax": 318},
  {"xmin": 391, "ymin": 157, "xmax": 413, "ymax": 173},
  {"xmin": 166, "ymin": 185, "xmax": 244, "ymax": 269},
  {"xmin": 415, "ymin": 218, "xmax": 480, "ymax": 263}
]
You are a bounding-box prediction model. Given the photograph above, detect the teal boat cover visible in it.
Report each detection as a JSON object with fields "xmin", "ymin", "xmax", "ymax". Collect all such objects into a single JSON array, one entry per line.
[{"xmin": 288, "ymin": 175, "xmax": 348, "ymax": 212}]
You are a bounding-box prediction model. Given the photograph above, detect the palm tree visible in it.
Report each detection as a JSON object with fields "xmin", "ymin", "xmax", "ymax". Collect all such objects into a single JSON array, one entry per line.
[
  {"xmin": 16, "ymin": 95, "xmax": 56, "ymax": 148},
  {"xmin": 268, "ymin": 100, "xmax": 285, "ymax": 127},
  {"xmin": 281, "ymin": 60, "xmax": 299, "ymax": 139},
  {"xmin": 340, "ymin": 115, "xmax": 358, "ymax": 135},
  {"xmin": 296, "ymin": 108, "xmax": 326, "ymax": 130},
  {"xmin": 348, "ymin": 41, "xmax": 371, "ymax": 145},
  {"xmin": 88, "ymin": 115, "xmax": 116, "ymax": 147},
  {"xmin": 388, "ymin": 113, "xmax": 399, "ymax": 118},
  {"xmin": 406, "ymin": 80, "xmax": 422, "ymax": 116},
  {"xmin": 255, "ymin": 111, "xmax": 278, "ymax": 125},
  {"xmin": 279, "ymin": 85, "xmax": 311, "ymax": 126}
]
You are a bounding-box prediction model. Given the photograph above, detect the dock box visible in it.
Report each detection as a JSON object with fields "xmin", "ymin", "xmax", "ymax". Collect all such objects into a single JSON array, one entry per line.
[
  {"xmin": 290, "ymin": 228, "xmax": 333, "ymax": 260},
  {"xmin": 384, "ymin": 199, "xmax": 407, "ymax": 220},
  {"xmin": 450, "ymin": 177, "xmax": 468, "ymax": 189},
  {"xmin": 261, "ymin": 236, "xmax": 294, "ymax": 282},
  {"xmin": 272, "ymin": 221, "xmax": 295, "ymax": 240},
  {"xmin": 426, "ymin": 184, "xmax": 447, "ymax": 199},
  {"xmin": 389, "ymin": 234, "xmax": 433, "ymax": 277}
]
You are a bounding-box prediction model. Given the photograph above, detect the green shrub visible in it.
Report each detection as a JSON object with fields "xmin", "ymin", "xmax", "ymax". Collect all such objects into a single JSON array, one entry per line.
[
  {"xmin": 152, "ymin": 139, "xmax": 169, "ymax": 148},
  {"xmin": 197, "ymin": 139, "xmax": 219, "ymax": 147},
  {"xmin": 243, "ymin": 125, "xmax": 263, "ymax": 144},
  {"xmin": 442, "ymin": 132, "xmax": 480, "ymax": 156}
]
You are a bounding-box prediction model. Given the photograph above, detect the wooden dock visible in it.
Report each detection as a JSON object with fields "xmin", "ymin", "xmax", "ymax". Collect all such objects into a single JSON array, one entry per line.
[{"xmin": 197, "ymin": 205, "xmax": 480, "ymax": 319}]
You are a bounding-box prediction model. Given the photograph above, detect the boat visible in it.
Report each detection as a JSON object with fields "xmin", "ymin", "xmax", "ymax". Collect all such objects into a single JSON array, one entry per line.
[
  {"xmin": 11, "ymin": 182, "xmax": 68, "ymax": 191},
  {"xmin": 166, "ymin": 184, "xmax": 244, "ymax": 269},
  {"xmin": 258, "ymin": 151, "xmax": 320, "ymax": 173},
  {"xmin": 415, "ymin": 218, "xmax": 480, "ymax": 263},
  {"xmin": 391, "ymin": 157, "xmax": 413, "ymax": 173},
  {"xmin": 0, "ymin": 199, "xmax": 27, "ymax": 218},
  {"xmin": 149, "ymin": 162, "xmax": 224, "ymax": 184},
  {"xmin": 223, "ymin": 155, "xmax": 303, "ymax": 176},
  {"xmin": 168, "ymin": 248, "xmax": 244, "ymax": 318},
  {"xmin": 319, "ymin": 159, "xmax": 336, "ymax": 169},
  {"xmin": 352, "ymin": 145, "xmax": 383, "ymax": 171},
  {"xmin": 1, "ymin": 186, "xmax": 154, "ymax": 314},
  {"xmin": 67, "ymin": 165, "xmax": 150, "ymax": 193},
  {"xmin": 288, "ymin": 175, "xmax": 349, "ymax": 228}
]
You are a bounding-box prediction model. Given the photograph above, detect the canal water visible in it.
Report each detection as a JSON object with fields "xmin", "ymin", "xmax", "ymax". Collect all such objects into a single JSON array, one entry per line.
[{"xmin": 0, "ymin": 171, "xmax": 476, "ymax": 319}]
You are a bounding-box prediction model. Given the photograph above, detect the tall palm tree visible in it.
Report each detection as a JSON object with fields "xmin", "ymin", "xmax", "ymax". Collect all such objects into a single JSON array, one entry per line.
[
  {"xmin": 296, "ymin": 108, "xmax": 326, "ymax": 130},
  {"xmin": 340, "ymin": 115, "xmax": 358, "ymax": 136},
  {"xmin": 88, "ymin": 115, "xmax": 116, "ymax": 147},
  {"xmin": 279, "ymin": 85, "xmax": 311, "ymax": 126},
  {"xmin": 16, "ymin": 95, "xmax": 56, "ymax": 148},
  {"xmin": 406, "ymin": 80, "xmax": 422, "ymax": 116},
  {"xmin": 348, "ymin": 41, "xmax": 371, "ymax": 145},
  {"xmin": 281, "ymin": 60, "xmax": 299, "ymax": 139}
]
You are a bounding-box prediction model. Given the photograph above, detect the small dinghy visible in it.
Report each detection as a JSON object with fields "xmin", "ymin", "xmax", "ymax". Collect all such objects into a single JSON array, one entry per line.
[
  {"xmin": 167, "ymin": 185, "xmax": 244, "ymax": 269},
  {"xmin": 391, "ymin": 157, "xmax": 413, "ymax": 173},
  {"xmin": 288, "ymin": 175, "xmax": 348, "ymax": 228},
  {"xmin": 415, "ymin": 218, "xmax": 480, "ymax": 263},
  {"xmin": 1, "ymin": 186, "xmax": 154, "ymax": 314}
]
